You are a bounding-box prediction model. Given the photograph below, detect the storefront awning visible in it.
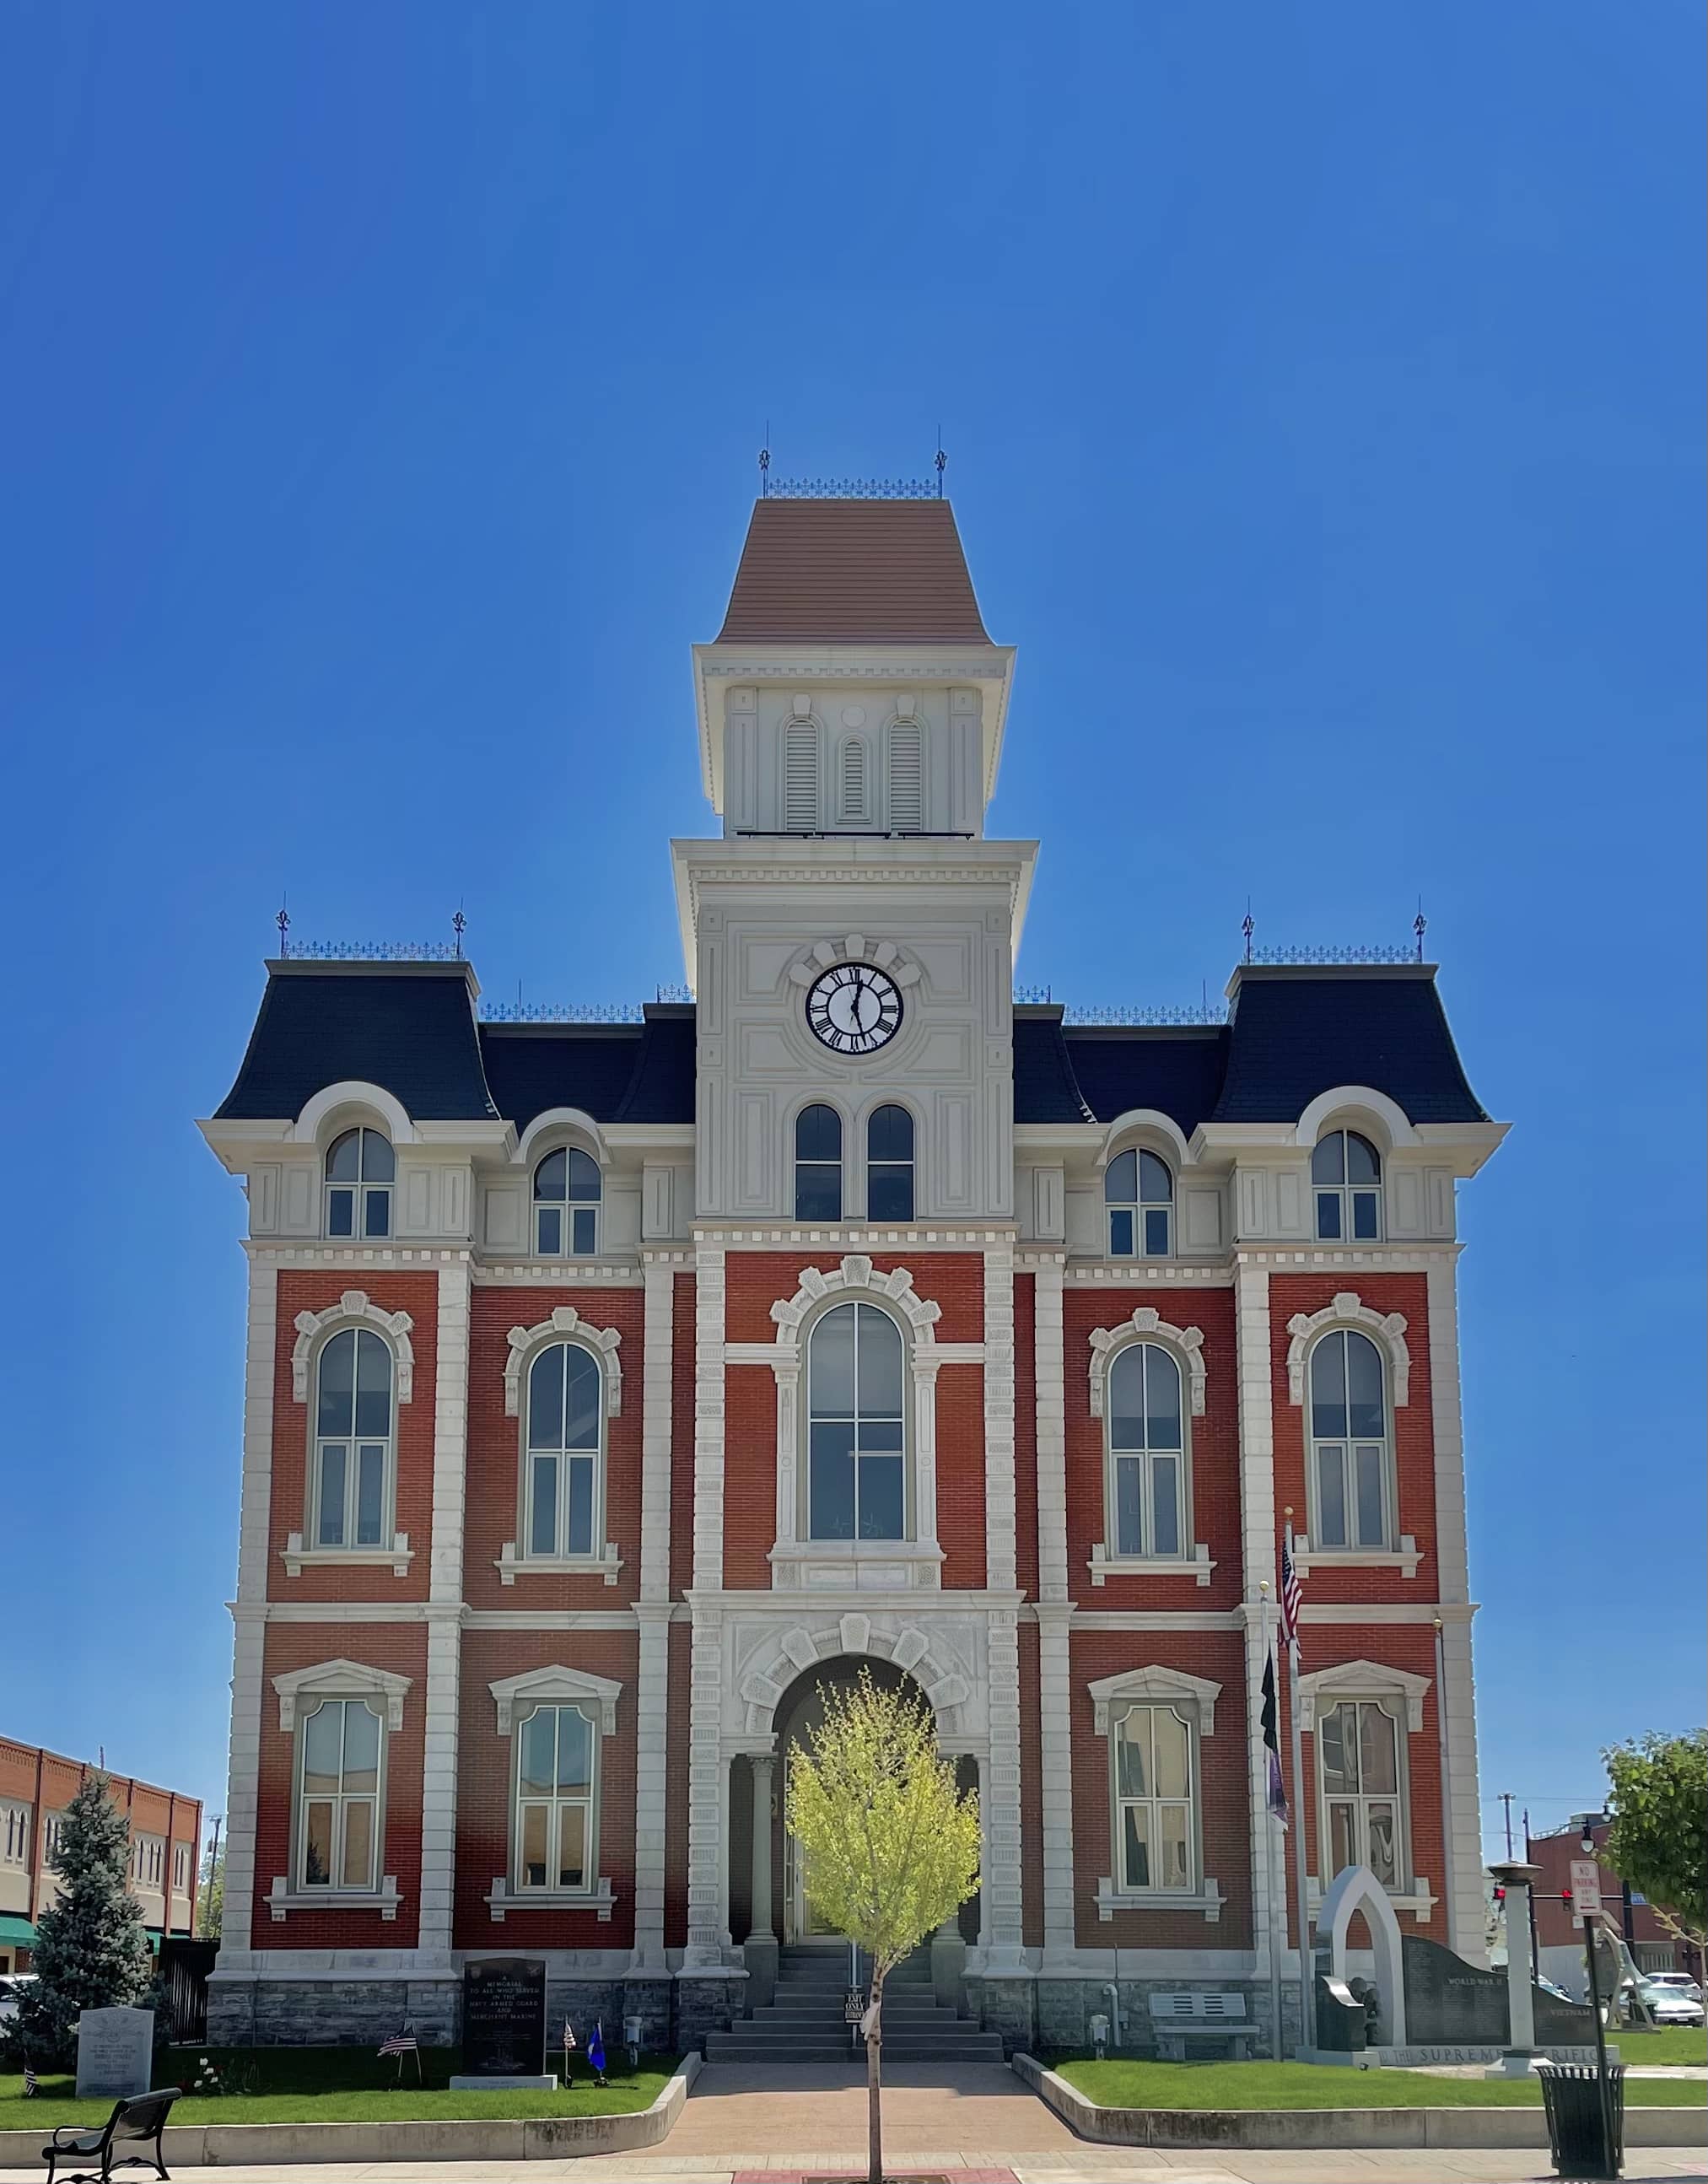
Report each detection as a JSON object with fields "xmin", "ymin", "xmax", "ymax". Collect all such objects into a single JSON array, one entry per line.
[{"xmin": 0, "ymin": 1915, "xmax": 37, "ymax": 1946}]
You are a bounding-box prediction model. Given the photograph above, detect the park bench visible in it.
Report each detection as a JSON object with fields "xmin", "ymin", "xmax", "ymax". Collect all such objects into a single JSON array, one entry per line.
[
  {"xmin": 1147, "ymin": 1990, "xmax": 1258, "ymax": 2060},
  {"xmin": 42, "ymin": 2087, "xmax": 180, "ymax": 2183}
]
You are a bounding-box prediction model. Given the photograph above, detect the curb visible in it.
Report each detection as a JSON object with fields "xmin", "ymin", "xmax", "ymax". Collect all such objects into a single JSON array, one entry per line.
[
  {"xmin": 1011, "ymin": 2053, "xmax": 1707, "ymax": 2151},
  {"xmin": 0, "ymin": 2052, "xmax": 701, "ymax": 2168}
]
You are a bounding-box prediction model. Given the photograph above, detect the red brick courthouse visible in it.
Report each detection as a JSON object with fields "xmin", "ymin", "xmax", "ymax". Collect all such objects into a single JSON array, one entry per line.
[{"xmin": 199, "ymin": 496, "xmax": 1506, "ymax": 2051}]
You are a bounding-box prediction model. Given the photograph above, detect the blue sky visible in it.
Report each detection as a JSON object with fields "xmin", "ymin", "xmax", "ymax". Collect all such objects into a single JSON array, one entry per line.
[{"xmin": 1, "ymin": 3, "xmax": 1700, "ymax": 1863}]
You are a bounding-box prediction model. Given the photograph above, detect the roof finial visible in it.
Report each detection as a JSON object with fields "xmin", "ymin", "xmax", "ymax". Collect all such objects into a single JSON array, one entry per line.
[
  {"xmin": 452, "ymin": 904, "xmax": 466, "ymax": 958},
  {"xmin": 1242, "ymin": 899, "xmax": 1254, "ymax": 964},
  {"xmin": 1414, "ymin": 898, "xmax": 1427, "ymax": 963},
  {"xmin": 758, "ymin": 425, "xmax": 770, "ymax": 498},
  {"xmin": 935, "ymin": 428, "xmax": 946, "ymax": 499},
  {"xmin": 276, "ymin": 898, "xmax": 290, "ymax": 959}
]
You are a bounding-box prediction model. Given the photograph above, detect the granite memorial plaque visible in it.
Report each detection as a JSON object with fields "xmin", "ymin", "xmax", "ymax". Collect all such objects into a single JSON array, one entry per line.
[
  {"xmin": 75, "ymin": 2006, "xmax": 154, "ymax": 2100},
  {"xmin": 450, "ymin": 1957, "xmax": 551, "ymax": 2090},
  {"xmin": 1401, "ymin": 1933, "xmax": 1509, "ymax": 2046}
]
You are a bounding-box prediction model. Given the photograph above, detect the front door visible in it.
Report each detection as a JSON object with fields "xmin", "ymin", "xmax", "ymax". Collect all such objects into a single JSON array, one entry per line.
[{"xmin": 784, "ymin": 1753, "xmax": 839, "ymax": 1943}]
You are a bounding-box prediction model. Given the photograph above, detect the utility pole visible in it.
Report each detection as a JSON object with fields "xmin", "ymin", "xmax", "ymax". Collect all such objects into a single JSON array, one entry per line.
[
  {"xmin": 200, "ymin": 1815, "xmax": 223, "ymax": 1939},
  {"xmin": 1523, "ymin": 1808, "xmax": 1540, "ymax": 1976},
  {"xmin": 1500, "ymin": 1791, "xmax": 1515, "ymax": 1858}
]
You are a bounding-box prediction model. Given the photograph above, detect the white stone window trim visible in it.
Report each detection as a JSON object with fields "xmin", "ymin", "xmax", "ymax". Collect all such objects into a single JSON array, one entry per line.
[
  {"xmin": 1307, "ymin": 1872, "xmax": 1437, "ymax": 1925},
  {"xmin": 267, "ymin": 1661, "xmax": 410, "ymax": 1922},
  {"xmin": 737, "ymin": 1614, "xmax": 972, "ymax": 1738},
  {"xmin": 497, "ymin": 1308, "xmax": 625, "ymax": 1586},
  {"xmin": 1086, "ymin": 1666, "xmax": 1223, "ymax": 1922},
  {"xmin": 1291, "ymin": 1534, "xmax": 1421, "ymax": 1579},
  {"xmin": 763, "ymin": 1256, "xmax": 948, "ymax": 1584},
  {"xmin": 1087, "ymin": 1312, "xmax": 1213, "ymax": 1586},
  {"xmin": 1296, "ymin": 1658, "xmax": 1430, "ymax": 1734},
  {"xmin": 784, "ymin": 934, "xmax": 924, "ymax": 994},
  {"xmin": 484, "ymin": 1665, "xmax": 621, "ymax": 1922},
  {"xmin": 1298, "ymin": 1661, "xmax": 1431, "ymax": 1917},
  {"xmin": 287, "ymin": 1297, "xmax": 414, "ymax": 1577},
  {"xmin": 1285, "ymin": 1292, "xmax": 1410, "ymax": 1409}
]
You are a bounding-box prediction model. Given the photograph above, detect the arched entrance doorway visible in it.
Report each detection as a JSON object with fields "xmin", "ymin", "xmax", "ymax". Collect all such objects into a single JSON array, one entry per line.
[{"xmin": 729, "ymin": 1654, "xmax": 980, "ymax": 1949}]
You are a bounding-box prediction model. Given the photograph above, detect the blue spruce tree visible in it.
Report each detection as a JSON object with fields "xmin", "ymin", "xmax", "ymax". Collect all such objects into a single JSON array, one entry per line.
[{"xmin": 6, "ymin": 1774, "xmax": 153, "ymax": 2068}]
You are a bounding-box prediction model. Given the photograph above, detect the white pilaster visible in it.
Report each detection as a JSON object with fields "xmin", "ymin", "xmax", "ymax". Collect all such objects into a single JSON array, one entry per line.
[
  {"xmin": 983, "ymin": 1246, "xmax": 1018, "ymax": 1592},
  {"xmin": 418, "ymin": 1260, "xmax": 471, "ymax": 1960},
  {"xmin": 981, "ymin": 1244, "xmax": 1026, "ymax": 1971},
  {"xmin": 684, "ymin": 1243, "xmax": 728, "ymax": 1966},
  {"xmin": 1428, "ymin": 1259, "xmax": 1486, "ymax": 1960},
  {"xmin": 632, "ymin": 1259, "xmax": 676, "ymax": 1971},
  {"xmin": 1033, "ymin": 1257, "xmax": 1077, "ymax": 1958},
  {"xmin": 219, "ymin": 1257, "xmax": 277, "ymax": 1960},
  {"xmin": 1234, "ymin": 1258, "xmax": 1281, "ymax": 1987}
]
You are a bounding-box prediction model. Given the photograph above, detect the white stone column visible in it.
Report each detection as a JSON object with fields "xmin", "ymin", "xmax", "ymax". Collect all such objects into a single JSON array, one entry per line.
[
  {"xmin": 630, "ymin": 1259, "xmax": 676, "ymax": 1972},
  {"xmin": 749, "ymin": 1755, "xmax": 776, "ymax": 1938},
  {"xmin": 1234, "ymin": 1257, "xmax": 1281, "ymax": 1992},
  {"xmin": 1032, "ymin": 1257, "xmax": 1077, "ymax": 1960},
  {"xmin": 983, "ymin": 1246, "xmax": 1018, "ymax": 1593},
  {"xmin": 218, "ymin": 1256, "xmax": 277, "ymax": 1964},
  {"xmin": 981, "ymin": 1245, "xmax": 1026, "ymax": 1972},
  {"xmin": 684, "ymin": 1243, "xmax": 729, "ymax": 1966},
  {"xmin": 418, "ymin": 1260, "xmax": 471, "ymax": 1962},
  {"xmin": 1428, "ymin": 1259, "xmax": 1488, "ymax": 1962}
]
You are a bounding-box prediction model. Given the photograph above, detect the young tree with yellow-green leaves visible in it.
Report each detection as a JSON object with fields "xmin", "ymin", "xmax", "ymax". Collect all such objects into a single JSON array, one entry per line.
[{"xmin": 785, "ymin": 1670, "xmax": 981, "ymax": 2184}]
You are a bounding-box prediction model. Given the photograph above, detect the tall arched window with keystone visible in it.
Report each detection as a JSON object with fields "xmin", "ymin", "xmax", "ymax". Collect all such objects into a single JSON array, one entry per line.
[
  {"xmin": 297, "ymin": 1696, "xmax": 382, "ymax": 1891},
  {"xmin": 1105, "ymin": 1148, "xmax": 1173, "ymax": 1258},
  {"xmin": 865, "ymin": 1104, "xmax": 914, "ymax": 1221},
  {"xmin": 1113, "ymin": 1703, "xmax": 1195, "ymax": 1892},
  {"xmin": 1107, "ymin": 1342, "xmax": 1186, "ymax": 1559},
  {"xmin": 525, "ymin": 1342, "xmax": 604, "ymax": 1561},
  {"xmin": 324, "ymin": 1128, "xmax": 394, "ymax": 1239},
  {"xmin": 806, "ymin": 1302, "xmax": 905, "ymax": 1541},
  {"xmin": 312, "ymin": 1328, "xmax": 394, "ymax": 1550},
  {"xmin": 795, "ymin": 1103, "xmax": 843, "ymax": 1221},
  {"xmin": 1312, "ymin": 1129, "xmax": 1383, "ymax": 1240},
  {"xmin": 533, "ymin": 1147, "xmax": 601, "ymax": 1256},
  {"xmin": 1308, "ymin": 1329, "xmax": 1393, "ymax": 1550},
  {"xmin": 514, "ymin": 1701, "xmax": 598, "ymax": 1892}
]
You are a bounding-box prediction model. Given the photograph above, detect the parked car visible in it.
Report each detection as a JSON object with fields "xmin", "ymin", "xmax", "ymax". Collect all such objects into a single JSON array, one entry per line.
[
  {"xmin": 1624, "ymin": 1981, "xmax": 1705, "ymax": 2027},
  {"xmin": 0, "ymin": 1973, "xmax": 36, "ymax": 2022},
  {"xmin": 1645, "ymin": 1971, "xmax": 1705, "ymax": 2003}
]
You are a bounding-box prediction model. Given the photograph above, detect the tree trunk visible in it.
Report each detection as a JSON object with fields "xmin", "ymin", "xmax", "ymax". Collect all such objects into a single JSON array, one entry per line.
[{"xmin": 866, "ymin": 1964, "xmax": 884, "ymax": 2184}]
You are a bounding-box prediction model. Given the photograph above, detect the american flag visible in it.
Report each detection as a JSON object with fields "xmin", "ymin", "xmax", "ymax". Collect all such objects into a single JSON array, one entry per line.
[
  {"xmin": 377, "ymin": 2029, "xmax": 418, "ymax": 2057},
  {"xmin": 22, "ymin": 2065, "xmax": 37, "ymax": 2097},
  {"xmin": 1280, "ymin": 1534, "xmax": 1303, "ymax": 1660}
]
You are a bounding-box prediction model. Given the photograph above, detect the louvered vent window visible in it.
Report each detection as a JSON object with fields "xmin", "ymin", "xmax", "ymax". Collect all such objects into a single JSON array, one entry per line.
[
  {"xmin": 784, "ymin": 721, "xmax": 821, "ymax": 830},
  {"xmin": 887, "ymin": 722, "xmax": 924, "ymax": 832},
  {"xmin": 839, "ymin": 737, "xmax": 868, "ymax": 823}
]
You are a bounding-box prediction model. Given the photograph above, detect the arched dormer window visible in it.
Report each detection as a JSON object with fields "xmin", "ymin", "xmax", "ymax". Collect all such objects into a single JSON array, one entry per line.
[
  {"xmin": 1308, "ymin": 1329, "xmax": 1393, "ymax": 1550},
  {"xmin": 865, "ymin": 1104, "xmax": 914, "ymax": 1221},
  {"xmin": 1105, "ymin": 1147, "xmax": 1172, "ymax": 1259},
  {"xmin": 325, "ymin": 1128, "xmax": 394, "ymax": 1239},
  {"xmin": 806, "ymin": 1300, "xmax": 905, "ymax": 1541},
  {"xmin": 795, "ymin": 1104, "xmax": 843, "ymax": 1221},
  {"xmin": 784, "ymin": 719, "xmax": 822, "ymax": 830},
  {"xmin": 886, "ymin": 720, "xmax": 924, "ymax": 832},
  {"xmin": 313, "ymin": 1328, "xmax": 395, "ymax": 1550},
  {"xmin": 533, "ymin": 1146, "xmax": 601, "ymax": 1257},
  {"xmin": 1312, "ymin": 1129, "xmax": 1382, "ymax": 1241},
  {"xmin": 1107, "ymin": 1340, "xmax": 1185, "ymax": 1559},
  {"xmin": 525, "ymin": 1341, "xmax": 605, "ymax": 1560},
  {"xmin": 838, "ymin": 736, "xmax": 870, "ymax": 824}
]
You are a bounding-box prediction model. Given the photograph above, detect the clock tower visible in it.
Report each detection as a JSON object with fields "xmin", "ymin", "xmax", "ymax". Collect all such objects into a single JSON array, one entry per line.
[{"xmin": 673, "ymin": 494, "xmax": 1032, "ymax": 1221}]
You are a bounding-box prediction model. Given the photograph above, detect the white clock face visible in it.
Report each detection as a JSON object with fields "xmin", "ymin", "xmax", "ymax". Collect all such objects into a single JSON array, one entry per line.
[{"xmin": 806, "ymin": 963, "xmax": 903, "ymax": 1055}]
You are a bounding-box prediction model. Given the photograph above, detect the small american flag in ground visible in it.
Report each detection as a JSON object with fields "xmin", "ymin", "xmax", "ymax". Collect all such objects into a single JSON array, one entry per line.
[
  {"xmin": 1280, "ymin": 1534, "xmax": 1303, "ymax": 1658},
  {"xmin": 21, "ymin": 2065, "xmax": 36, "ymax": 2096},
  {"xmin": 377, "ymin": 2030, "xmax": 418, "ymax": 2057}
]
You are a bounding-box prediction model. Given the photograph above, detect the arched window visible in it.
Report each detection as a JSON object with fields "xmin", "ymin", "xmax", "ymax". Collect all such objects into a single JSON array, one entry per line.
[
  {"xmin": 1105, "ymin": 1147, "xmax": 1173, "ymax": 1258},
  {"xmin": 784, "ymin": 720, "xmax": 821, "ymax": 830},
  {"xmin": 514, "ymin": 1701, "xmax": 597, "ymax": 1891},
  {"xmin": 1112, "ymin": 1703, "xmax": 1195, "ymax": 1893},
  {"xmin": 795, "ymin": 1104, "xmax": 843, "ymax": 1221},
  {"xmin": 806, "ymin": 1301, "xmax": 904, "ymax": 1541},
  {"xmin": 313, "ymin": 1328, "xmax": 394, "ymax": 1549},
  {"xmin": 865, "ymin": 1104, "xmax": 914, "ymax": 1221},
  {"xmin": 325, "ymin": 1128, "xmax": 394, "ymax": 1239},
  {"xmin": 533, "ymin": 1147, "xmax": 601, "ymax": 1256},
  {"xmin": 1107, "ymin": 1342, "xmax": 1184, "ymax": 1558},
  {"xmin": 838, "ymin": 736, "xmax": 869, "ymax": 824},
  {"xmin": 1308, "ymin": 1329, "xmax": 1391, "ymax": 1549},
  {"xmin": 1312, "ymin": 1129, "xmax": 1382, "ymax": 1241},
  {"xmin": 886, "ymin": 720, "xmax": 924, "ymax": 831},
  {"xmin": 525, "ymin": 1343, "xmax": 603, "ymax": 1560},
  {"xmin": 298, "ymin": 1696, "xmax": 381, "ymax": 1890}
]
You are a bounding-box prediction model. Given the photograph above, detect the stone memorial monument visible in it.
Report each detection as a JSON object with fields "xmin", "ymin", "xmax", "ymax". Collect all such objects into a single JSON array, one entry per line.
[
  {"xmin": 449, "ymin": 1957, "xmax": 552, "ymax": 2090},
  {"xmin": 75, "ymin": 2007, "xmax": 154, "ymax": 2100}
]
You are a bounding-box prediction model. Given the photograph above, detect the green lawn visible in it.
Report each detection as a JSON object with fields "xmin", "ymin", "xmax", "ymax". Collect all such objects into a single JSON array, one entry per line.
[
  {"xmin": 1612, "ymin": 2025, "xmax": 1708, "ymax": 2068},
  {"xmin": 0, "ymin": 2046, "xmax": 675, "ymax": 2130},
  {"xmin": 1050, "ymin": 2057, "xmax": 1707, "ymax": 2111}
]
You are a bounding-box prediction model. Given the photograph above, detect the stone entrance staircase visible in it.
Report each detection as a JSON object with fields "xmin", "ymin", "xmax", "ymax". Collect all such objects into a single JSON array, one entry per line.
[{"xmin": 703, "ymin": 1943, "xmax": 1003, "ymax": 2064}]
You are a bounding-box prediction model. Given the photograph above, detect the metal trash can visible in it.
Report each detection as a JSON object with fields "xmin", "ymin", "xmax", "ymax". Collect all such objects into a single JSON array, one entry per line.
[{"xmin": 1537, "ymin": 2061, "xmax": 1625, "ymax": 2181}]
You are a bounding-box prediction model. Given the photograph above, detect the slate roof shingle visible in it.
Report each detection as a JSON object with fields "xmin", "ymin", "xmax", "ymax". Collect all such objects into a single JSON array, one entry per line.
[
  {"xmin": 715, "ymin": 499, "xmax": 991, "ymax": 644},
  {"xmin": 215, "ymin": 967, "xmax": 496, "ymax": 1121},
  {"xmin": 1213, "ymin": 970, "xmax": 1488, "ymax": 1125}
]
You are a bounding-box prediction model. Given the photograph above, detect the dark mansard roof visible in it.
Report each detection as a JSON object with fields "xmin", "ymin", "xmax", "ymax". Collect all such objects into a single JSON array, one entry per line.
[{"xmin": 214, "ymin": 961, "xmax": 1485, "ymax": 1133}]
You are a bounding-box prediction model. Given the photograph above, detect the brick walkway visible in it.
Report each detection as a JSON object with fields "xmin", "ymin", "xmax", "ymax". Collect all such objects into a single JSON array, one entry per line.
[{"xmin": 670, "ymin": 2057, "xmax": 1084, "ymax": 2157}]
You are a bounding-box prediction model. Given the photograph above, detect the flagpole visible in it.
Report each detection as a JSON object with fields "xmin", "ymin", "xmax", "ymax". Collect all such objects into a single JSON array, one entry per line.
[
  {"xmin": 1285, "ymin": 1513, "xmax": 1314, "ymax": 2054},
  {"xmin": 1261, "ymin": 1582, "xmax": 1284, "ymax": 2059}
]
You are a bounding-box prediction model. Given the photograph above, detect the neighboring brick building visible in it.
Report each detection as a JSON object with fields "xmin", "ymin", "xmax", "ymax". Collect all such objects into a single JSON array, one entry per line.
[
  {"xmin": 0, "ymin": 1738, "xmax": 202, "ymax": 1970},
  {"xmin": 198, "ymin": 493, "xmax": 1506, "ymax": 2051},
  {"xmin": 1528, "ymin": 1815, "xmax": 1705, "ymax": 1998}
]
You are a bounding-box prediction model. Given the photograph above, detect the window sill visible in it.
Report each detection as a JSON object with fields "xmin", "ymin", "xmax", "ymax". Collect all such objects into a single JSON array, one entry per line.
[
  {"xmin": 266, "ymin": 1875, "xmax": 401, "ymax": 1922},
  {"xmin": 486, "ymin": 1876, "xmax": 617, "ymax": 1922},
  {"xmin": 769, "ymin": 1539, "xmax": 945, "ymax": 1593},
  {"xmin": 1096, "ymin": 1875, "xmax": 1223, "ymax": 1923},
  {"xmin": 495, "ymin": 1543, "xmax": 623, "ymax": 1588},
  {"xmin": 1293, "ymin": 1534, "xmax": 1420, "ymax": 1578},
  {"xmin": 282, "ymin": 1533, "xmax": 412, "ymax": 1578},
  {"xmin": 1307, "ymin": 1874, "xmax": 1436, "ymax": 1923},
  {"xmin": 1088, "ymin": 1545, "xmax": 1215, "ymax": 1588}
]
